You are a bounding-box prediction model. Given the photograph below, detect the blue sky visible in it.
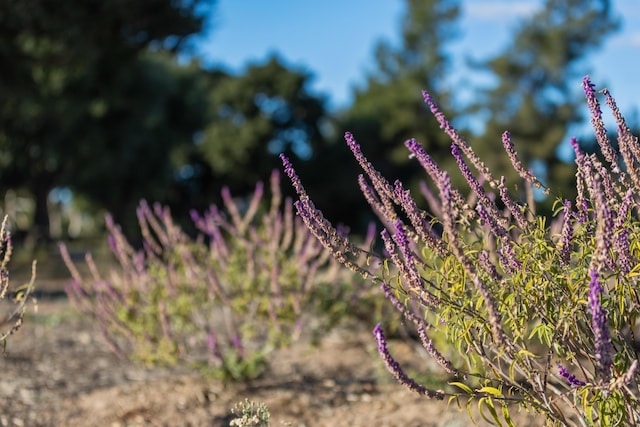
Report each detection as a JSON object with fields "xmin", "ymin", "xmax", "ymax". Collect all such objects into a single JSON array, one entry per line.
[{"xmin": 196, "ymin": 1, "xmax": 640, "ymax": 128}]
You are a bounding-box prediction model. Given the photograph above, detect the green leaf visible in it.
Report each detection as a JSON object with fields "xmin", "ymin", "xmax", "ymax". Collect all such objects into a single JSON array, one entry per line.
[
  {"xmin": 478, "ymin": 386, "xmax": 504, "ymax": 399},
  {"xmin": 449, "ymin": 381, "xmax": 474, "ymax": 394},
  {"xmin": 502, "ymin": 405, "xmax": 516, "ymax": 427}
]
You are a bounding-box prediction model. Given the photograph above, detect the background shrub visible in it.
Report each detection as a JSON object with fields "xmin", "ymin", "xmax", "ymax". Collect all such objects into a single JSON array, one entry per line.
[{"xmin": 60, "ymin": 170, "xmax": 372, "ymax": 381}]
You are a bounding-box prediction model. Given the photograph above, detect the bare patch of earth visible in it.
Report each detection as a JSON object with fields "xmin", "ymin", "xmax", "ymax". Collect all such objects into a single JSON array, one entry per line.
[{"xmin": 0, "ymin": 293, "xmax": 541, "ymax": 426}]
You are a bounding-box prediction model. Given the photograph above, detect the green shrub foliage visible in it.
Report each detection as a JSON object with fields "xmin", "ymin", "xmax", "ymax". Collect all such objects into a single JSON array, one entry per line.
[
  {"xmin": 281, "ymin": 77, "xmax": 640, "ymax": 425},
  {"xmin": 61, "ymin": 171, "xmax": 369, "ymax": 382}
]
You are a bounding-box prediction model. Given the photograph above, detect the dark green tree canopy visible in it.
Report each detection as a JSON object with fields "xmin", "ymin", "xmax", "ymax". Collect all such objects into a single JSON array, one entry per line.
[
  {"xmin": 472, "ymin": 0, "xmax": 619, "ymax": 202},
  {"xmin": 312, "ymin": 0, "xmax": 461, "ymax": 228},
  {"xmin": 0, "ymin": 0, "xmax": 212, "ymax": 239},
  {"xmin": 197, "ymin": 55, "xmax": 328, "ymax": 192}
]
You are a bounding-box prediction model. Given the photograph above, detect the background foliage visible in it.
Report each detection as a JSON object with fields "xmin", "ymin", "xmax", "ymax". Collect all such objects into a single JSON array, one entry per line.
[{"xmin": 0, "ymin": 0, "xmax": 628, "ymax": 247}]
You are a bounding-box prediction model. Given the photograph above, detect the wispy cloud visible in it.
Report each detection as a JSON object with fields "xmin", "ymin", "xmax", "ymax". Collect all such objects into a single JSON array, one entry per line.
[
  {"xmin": 628, "ymin": 32, "xmax": 640, "ymax": 48},
  {"xmin": 607, "ymin": 31, "xmax": 640, "ymax": 49},
  {"xmin": 465, "ymin": 1, "xmax": 539, "ymax": 21}
]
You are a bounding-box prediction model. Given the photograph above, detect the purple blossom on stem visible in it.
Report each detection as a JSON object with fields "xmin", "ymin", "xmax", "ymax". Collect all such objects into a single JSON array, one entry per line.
[
  {"xmin": 380, "ymin": 229, "xmax": 439, "ymax": 308},
  {"xmin": 380, "ymin": 282, "xmax": 422, "ymax": 325},
  {"xmin": 373, "ymin": 323, "xmax": 445, "ymax": 399},
  {"xmin": 393, "ymin": 180, "xmax": 448, "ymax": 257},
  {"xmin": 451, "ymin": 143, "xmax": 507, "ymax": 232},
  {"xmin": 416, "ymin": 324, "xmax": 464, "ymax": 378},
  {"xmin": 405, "ymin": 138, "xmax": 443, "ymax": 182},
  {"xmin": 281, "ymin": 154, "xmax": 375, "ymax": 279},
  {"xmin": 345, "ymin": 132, "xmax": 398, "ymax": 205},
  {"xmin": 498, "ymin": 235, "xmax": 521, "ymax": 274},
  {"xmin": 589, "ymin": 174, "xmax": 616, "ymax": 271},
  {"xmin": 358, "ymin": 175, "xmax": 397, "ymax": 226},
  {"xmin": 570, "ymin": 138, "xmax": 590, "ymax": 223},
  {"xmin": 613, "ymin": 189, "xmax": 634, "ymax": 274},
  {"xmin": 498, "ymin": 176, "xmax": 530, "ymax": 230},
  {"xmin": 588, "ymin": 268, "xmax": 613, "ymax": 383},
  {"xmin": 602, "ymin": 87, "xmax": 640, "ymax": 196},
  {"xmin": 559, "ymin": 200, "xmax": 574, "ymax": 267},
  {"xmin": 280, "ymin": 153, "xmax": 309, "ymax": 200},
  {"xmin": 479, "ymin": 250, "xmax": 502, "ymax": 282},
  {"xmin": 558, "ymin": 364, "xmax": 587, "ymax": 387},
  {"xmin": 582, "ymin": 76, "xmax": 618, "ymax": 170},
  {"xmin": 406, "ymin": 138, "xmax": 470, "ymax": 217},
  {"xmin": 422, "ymin": 90, "xmax": 495, "ymax": 185},
  {"xmin": 501, "ymin": 131, "xmax": 538, "ymax": 185}
]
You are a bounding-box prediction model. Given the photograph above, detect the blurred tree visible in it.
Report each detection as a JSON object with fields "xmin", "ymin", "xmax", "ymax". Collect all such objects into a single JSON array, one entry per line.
[
  {"xmin": 65, "ymin": 52, "xmax": 211, "ymax": 232},
  {"xmin": 472, "ymin": 0, "xmax": 619, "ymax": 206},
  {"xmin": 0, "ymin": 0, "xmax": 212, "ymax": 241},
  {"xmin": 196, "ymin": 55, "xmax": 329, "ymax": 194},
  {"xmin": 312, "ymin": 0, "xmax": 461, "ymax": 228}
]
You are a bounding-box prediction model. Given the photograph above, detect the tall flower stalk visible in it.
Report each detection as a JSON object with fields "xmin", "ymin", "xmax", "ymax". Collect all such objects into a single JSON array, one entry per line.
[{"xmin": 281, "ymin": 77, "xmax": 640, "ymax": 425}]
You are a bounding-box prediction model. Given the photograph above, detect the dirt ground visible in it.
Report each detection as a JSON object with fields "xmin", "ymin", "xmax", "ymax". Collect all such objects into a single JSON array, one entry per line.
[{"xmin": 0, "ymin": 285, "xmax": 542, "ymax": 427}]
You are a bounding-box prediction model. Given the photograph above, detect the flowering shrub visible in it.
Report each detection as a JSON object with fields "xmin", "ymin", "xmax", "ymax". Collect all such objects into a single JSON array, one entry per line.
[
  {"xmin": 60, "ymin": 171, "xmax": 369, "ymax": 382},
  {"xmin": 281, "ymin": 77, "xmax": 640, "ymax": 425},
  {"xmin": 0, "ymin": 215, "xmax": 35, "ymax": 347}
]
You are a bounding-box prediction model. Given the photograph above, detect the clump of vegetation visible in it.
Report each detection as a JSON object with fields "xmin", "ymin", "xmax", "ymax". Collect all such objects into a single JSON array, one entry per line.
[
  {"xmin": 60, "ymin": 171, "xmax": 370, "ymax": 382},
  {"xmin": 0, "ymin": 216, "xmax": 35, "ymax": 347},
  {"xmin": 229, "ymin": 399, "xmax": 271, "ymax": 427},
  {"xmin": 281, "ymin": 76, "xmax": 640, "ymax": 425}
]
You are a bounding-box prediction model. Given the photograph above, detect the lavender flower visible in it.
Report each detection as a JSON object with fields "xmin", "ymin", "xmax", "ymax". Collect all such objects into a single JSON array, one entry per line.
[
  {"xmin": 602, "ymin": 87, "xmax": 640, "ymax": 193},
  {"xmin": 570, "ymin": 138, "xmax": 590, "ymax": 224},
  {"xmin": 381, "ymin": 228, "xmax": 439, "ymax": 308},
  {"xmin": 373, "ymin": 323, "xmax": 445, "ymax": 399},
  {"xmin": 501, "ymin": 131, "xmax": 538, "ymax": 185},
  {"xmin": 280, "ymin": 153, "xmax": 309, "ymax": 200},
  {"xmin": 422, "ymin": 90, "xmax": 495, "ymax": 185},
  {"xmin": 405, "ymin": 138, "xmax": 443, "ymax": 182},
  {"xmin": 451, "ymin": 143, "xmax": 506, "ymax": 232},
  {"xmin": 589, "ymin": 174, "xmax": 616, "ymax": 272},
  {"xmin": 281, "ymin": 155, "xmax": 376, "ymax": 279},
  {"xmin": 358, "ymin": 175, "xmax": 398, "ymax": 227},
  {"xmin": 558, "ymin": 364, "xmax": 587, "ymax": 387},
  {"xmin": 393, "ymin": 180, "xmax": 448, "ymax": 257},
  {"xmin": 498, "ymin": 176, "xmax": 529, "ymax": 230},
  {"xmin": 582, "ymin": 76, "xmax": 618, "ymax": 169},
  {"xmin": 345, "ymin": 132, "xmax": 398, "ymax": 205},
  {"xmin": 405, "ymin": 138, "xmax": 470, "ymax": 218},
  {"xmin": 588, "ymin": 268, "xmax": 613, "ymax": 383},
  {"xmin": 416, "ymin": 324, "xmax": 463, "ymax": 378},
  {"xmin": 559, "ymin": 200, "xmax": 574, "ymax": 267},
  {"xmin": 479, "ymin": 250, "xmax": 502, "ymax": 282}
]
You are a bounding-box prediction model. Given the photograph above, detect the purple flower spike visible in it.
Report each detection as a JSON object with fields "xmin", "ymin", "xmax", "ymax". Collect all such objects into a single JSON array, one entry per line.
[
  {"xmin": 558, "ymin": 364, "xmax": 587, "ymax": 387},
  {"xmin": 502, "ymin": 131, "xmax": 537, "ymax": 184},
  {"xmin": 559, "ymin": 200, "xmax": 574, "ymax": 267},
  {"xmin": 405, "ymin": 138, "xmax": 443, "ymax": 182},
  {"xmin": 582, "ymin": 76, "xmax": 618, "ymax": 168},
  {"xmin": 373, "ymin": 323, "xmax": 445, "ymax": 399},
  {"xmin": 279, "ymin": 153, "xmax": 308, "ymax": 200},
  {"xmin": 588, "ymin": 268, "xmax": 613, "ymax": 382}
]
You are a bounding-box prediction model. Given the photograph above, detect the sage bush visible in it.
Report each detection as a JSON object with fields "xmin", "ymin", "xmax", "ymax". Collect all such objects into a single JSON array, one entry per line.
[
  {"xmin": 60, "ymin": 170, "xmax": 371, "ymax": 381},
  {"xmin": 281, "ymin": 76, "xmax": 640, "ymax": 425}
]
